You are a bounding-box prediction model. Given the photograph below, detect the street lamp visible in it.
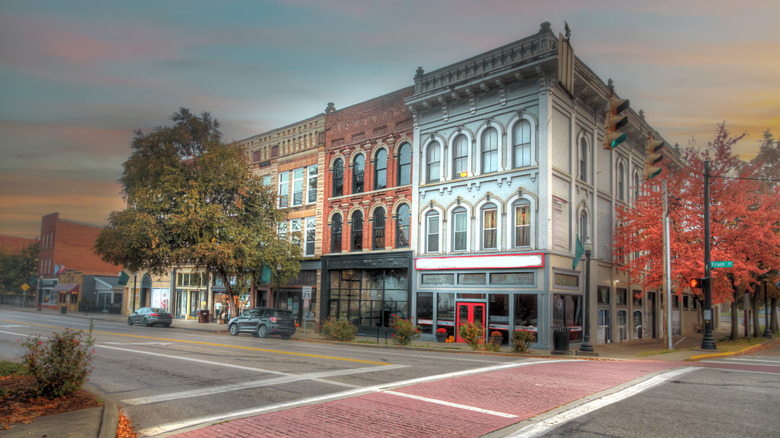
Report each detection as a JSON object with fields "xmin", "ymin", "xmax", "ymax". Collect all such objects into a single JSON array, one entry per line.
[
  {"xmin": 275, "ymin": 263, "xmax": 282, "ymax": 308},
  {"xmin": 580, "ymin": 239, "xmax": 594, "ymax": 352},
  {"xmin": 37, "ymin": 274, "xmax": 42, "ymax": 311}
]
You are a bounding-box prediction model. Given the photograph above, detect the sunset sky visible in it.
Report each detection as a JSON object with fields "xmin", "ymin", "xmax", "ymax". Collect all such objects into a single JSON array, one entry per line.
[{"xmin": 1, "ymin": 1, "xmax": 778, "ymax": 238}]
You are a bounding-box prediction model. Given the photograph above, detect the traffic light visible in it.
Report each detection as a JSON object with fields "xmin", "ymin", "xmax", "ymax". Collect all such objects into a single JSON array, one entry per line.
[
  {"xmin": 689, "ymin": 277, "xmax": 709, "ymax": 290},
  {"xmin": 643, "ymin": 137, "xmax": 664, "ymax": 180},
  {"xmin": 603, "ymin": 94, "xmax": 630, "ymax": 150}
]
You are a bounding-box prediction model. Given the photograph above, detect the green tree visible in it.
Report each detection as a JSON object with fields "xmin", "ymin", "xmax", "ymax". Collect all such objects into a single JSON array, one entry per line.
[
  {"xmin": 95, "ymin": 109, "xmax": 299, "ymax": 312},
  {"xmin": 0, "ymin": 241, "xmax": 39, "ymax": 304}
]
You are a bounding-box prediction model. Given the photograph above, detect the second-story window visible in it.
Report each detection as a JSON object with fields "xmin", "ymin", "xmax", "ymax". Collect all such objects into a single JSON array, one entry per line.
[
  {"xmin": 482, "ymin": 204, "xmax": 497, "ymax": 250},
  {"xmin": 353, "ymin": 154, "xmax": 365, "ymax": 194},
  {"xmin": 307, "ymin": 164, "xmax": 318, "ymax": 204},
  {"xmin": 452, "ymin": 208, "xmax": 467, "ymax": 251},
  {"xmin": 331, "ymin": 213, "xmax": 342, "ymax": 252},
  {"xmin": 426, "ymin": 211, "xmax": 440, "ymax": 253},
  {"xmin": 332, "ymin": 158, "xmax": 343, "ymax": 197},
  {"xmin": 291, "ymin": 218, "xmax": 302, "ymax": 247},
  {"xmin": 396, "ymin": 204, "xmax": 410, "ymax": 248},
  {"xmin": 514, "ymin": 202, "xmax": 531, "ymax": 247},
  {"xmin": 453, "ymin": 135, "xmax": 468, "ymax": 179},
  {"xmin": 293, "ymin": 168, "xmax": 305, "ymax": 206},
  {"xmin": 633, "ymin": 172, "xmax": 640, "ymax": 202},
  {"xmin": 304, "ymin": 217, "xmax": 316, "ymax": 256},
  {"xmin": 351, "ymin": 210, "xmax": 363, "ymax": 252},
  {"xmin": 579, "ymin": 138, "xmax": 588, "ymax": 182},
  {"xmin": 278, "ymin": 171, "xmax": 289, "ymax": 208},
  {"xmin": 481, "ymin": 128, "xmax": 498, "ymax": 174},
  {"xmin": 426, "ymin": 141, "xmax": 440, "ymax": 183},
  {"xmin": 375, "ymin": 149, "xmax": 387, "ymax": 190},
  {"xmin": 397, "ymin": 142, "xmax": 411, "ymax": 186},
  {"xmin": 373, "ymin": 208, "xmax": 386, "ymax": 250},
  {"xmin": 617, "ymin": 162, "xmax": 626, "ymax": 201}
]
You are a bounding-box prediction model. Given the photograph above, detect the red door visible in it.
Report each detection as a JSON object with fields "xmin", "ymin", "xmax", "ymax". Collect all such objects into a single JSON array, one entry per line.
[{"xmin": 456, "ymin": 302, "xmax": 486, "ymax": 343}]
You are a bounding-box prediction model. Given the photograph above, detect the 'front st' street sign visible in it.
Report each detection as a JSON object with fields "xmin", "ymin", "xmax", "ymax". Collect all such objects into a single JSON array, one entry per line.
[{"xmin": 711, "ymin": 261, "xmax": 733, "ymax": 268}]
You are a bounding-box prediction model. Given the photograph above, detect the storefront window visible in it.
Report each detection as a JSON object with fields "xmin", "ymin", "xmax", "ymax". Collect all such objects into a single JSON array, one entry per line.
[
  {"xmin": 552, "ymin": 293, "xmax": 582, "ymax": 341},
  {"xmin": 488, "ymin": 294, "xmax": 510, "ymax": 343},
  {"xmin": 416, "ymin": 292, "xmax": 433, "ymax": 334},
  {"xmin": 328, "ymin": 269, "xmax": 408, "ymax": 330},
  {"xmin": 618, "ymin": 310, "xmax": 627, "ymax": 341},
  {"xmin": 514, "ymin": 294, "xmax": 538, "ymax": 341},
  {"xmin": 437, "ymin": 293, "xmax": 455, "ymax": 338}
]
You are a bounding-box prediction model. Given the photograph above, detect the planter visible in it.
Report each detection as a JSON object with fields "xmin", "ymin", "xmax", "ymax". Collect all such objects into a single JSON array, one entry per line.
[
  {"xmin": 436, "ymin": 334, "xmax": 447, "ymax": 343},
  {"xmin": 490, "ymin": 336, "xmax": 503, "ymax": 346}
]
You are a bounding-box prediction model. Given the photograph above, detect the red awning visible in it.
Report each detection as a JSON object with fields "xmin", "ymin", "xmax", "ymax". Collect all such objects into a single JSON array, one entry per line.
[{"xmin": 52, "ymin": 283, "xmax": 79, "ymax": 294}]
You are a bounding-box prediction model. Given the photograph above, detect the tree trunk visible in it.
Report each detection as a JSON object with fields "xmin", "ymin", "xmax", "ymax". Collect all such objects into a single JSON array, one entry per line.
[
  {"xmin": 752, "ymin": 288, "xmax": 761, "ymax": 338},
  {"xmin": 730, "ymin": 298, "xmax": 739, "ymax": 340},
  {"xmin": 772, "ymin": 297, "xmax": 778, "ymax": 333}
]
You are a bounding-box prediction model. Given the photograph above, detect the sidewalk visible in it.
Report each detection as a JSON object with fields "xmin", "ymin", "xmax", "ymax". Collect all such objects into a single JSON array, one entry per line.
[{"xmin": 1, "ymin": 305, "xmax": 776, "ymax": 438}]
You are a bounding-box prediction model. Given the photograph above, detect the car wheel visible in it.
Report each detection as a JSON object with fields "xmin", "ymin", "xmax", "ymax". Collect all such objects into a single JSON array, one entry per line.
[
  {"xmin": 228, "ymin": 324, "xmax": 239, "ymax": 336},
  {"xmin": 142, "ymin": 318, "xmax": 149, "ymax": 327},
  {"xmin": 256, "ymin": 325, "xmax": 268, "ymax": 338},
  {"xmin": 127, "ymin": 317, "xmax": 133, "ymax": 326}
]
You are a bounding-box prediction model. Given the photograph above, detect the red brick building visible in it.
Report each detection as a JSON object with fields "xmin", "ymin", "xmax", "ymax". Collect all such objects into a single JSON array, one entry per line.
[
  {"xmin": 320, "ymin": 87, "xmax": 415, "ymax": 331},
  {"xmin": 37, "ymin": 212, "xmax": 121, "ymax": 310}
]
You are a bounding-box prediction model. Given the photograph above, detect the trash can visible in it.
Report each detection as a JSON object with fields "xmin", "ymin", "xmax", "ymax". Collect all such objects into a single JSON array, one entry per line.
[
  {"xmin": 552, "ymin": 326, "xmax": 570, "ymax": 353},
  {"xmin": 60, "ymin": 306, "xmax": 67, "ymax": 314},
  {"xmin": 197, "ymin": 309, "xmax": 209, "ymax": 323}
]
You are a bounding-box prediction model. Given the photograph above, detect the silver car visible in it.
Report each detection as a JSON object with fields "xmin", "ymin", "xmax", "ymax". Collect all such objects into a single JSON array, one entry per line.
[{"xmin": 127, "ymin": 307, "xmax": 173, "ymax": 327}]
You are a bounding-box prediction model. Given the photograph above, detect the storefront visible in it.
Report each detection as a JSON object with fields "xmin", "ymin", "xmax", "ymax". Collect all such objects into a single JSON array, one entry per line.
[
  {"xmin": 174, "ymin": 271, "xmax": 209, "ymax": 320},
  {"xmin": 415, "ymin": 253, "xmax": 550, "ymax": 347},
  {"xmin": 321, "ymin": 251, "xmax": 413, "ymax": 334}
]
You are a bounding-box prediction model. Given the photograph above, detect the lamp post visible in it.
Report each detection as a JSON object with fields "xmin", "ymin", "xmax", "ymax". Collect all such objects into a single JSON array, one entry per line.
[
  {"xmin": 763, "ymin": 281, "xmax": 773, "ymax": 338},
  {"xmin": 275, "ymin": 263, "xmax": 283, "ymax": 308},
  {"xmin": 37, "ymin": 274, "xmax": 42, "ymax": 311},
  {"xmin": 580, "ymin": 239, "xmax": 594, "ymax": 352}
]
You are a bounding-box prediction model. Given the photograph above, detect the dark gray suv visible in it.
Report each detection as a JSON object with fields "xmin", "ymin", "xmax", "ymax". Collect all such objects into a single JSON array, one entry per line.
[{"xmin": 227, "ymin": 307, "xmax": 296, "ymax": 339}]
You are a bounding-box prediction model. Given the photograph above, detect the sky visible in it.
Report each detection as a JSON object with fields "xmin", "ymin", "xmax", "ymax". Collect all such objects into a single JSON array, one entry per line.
[{"xmin": 1, "ymin": 0, "xmax": 778, "ymax": 239}]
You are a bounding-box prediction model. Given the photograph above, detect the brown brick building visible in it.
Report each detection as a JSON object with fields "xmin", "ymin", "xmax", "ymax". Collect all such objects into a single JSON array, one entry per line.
[{"xmin": 320, "ymin": 87, "xmax": 415, "ymax": 331}]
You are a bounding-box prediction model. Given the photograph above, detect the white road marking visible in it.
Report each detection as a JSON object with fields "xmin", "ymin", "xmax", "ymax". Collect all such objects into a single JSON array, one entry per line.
[
  {"xmin": 103, "ymin": 342, "xmax": 172, "ymax": 346},
  {"xmin": 724, "ymin": 357, "xmax": 780, "ymax": 364},
  {"xmin": 140, "ymin": 358, "xmax": 572, "ymax": 436},
  {"xmin": 702, "ymin": 360, "xmax": 780, "ymax": 368},
  {"xmin": 383, "ymin": 390, "xmax": 517, "ymax": 418},
  {"xmin": 122, "ymin": 364, "xmax": 407, "ymax": 405},
  {"xmin": 506, "ymin": 367, "xmax": 698, "ymax": 438}
]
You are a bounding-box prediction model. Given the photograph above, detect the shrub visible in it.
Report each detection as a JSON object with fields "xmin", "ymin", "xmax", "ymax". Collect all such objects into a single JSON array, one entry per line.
[
  {"xmin": 458, "ymin": 322, "xmax": 485, "ymax": 350},
  {"xmin": 390, "ymin": 315, "xmax": 421, "ymax": 346},
  {"xmin": 512, "ymin": 330, "xmax": 536, "ymax": 353},
  {"xmin": 21, "ymin": 321, "xmax": 95, "ymax": 398},
  {"xmin": 321, "ymin": 318, "xmax": 357, "ymax": 341}
]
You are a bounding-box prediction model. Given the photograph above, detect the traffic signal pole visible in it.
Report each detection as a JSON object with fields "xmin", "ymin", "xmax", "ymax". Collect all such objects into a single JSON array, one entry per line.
[
  {"xmin": 702, "ymin": 160, "xmax": 717, "ymax": 349},
  {"xmin": 663, "ymin": 180, "xmax": 672, "ymax": 350}
]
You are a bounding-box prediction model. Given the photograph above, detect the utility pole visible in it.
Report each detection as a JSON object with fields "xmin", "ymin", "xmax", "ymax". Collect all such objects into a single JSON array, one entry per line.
[
  {"xmin": 701, "ymin": 161, "xmax": 717, "ymax": 349},
  {"xmin": 663, "ymin": 180, "xmax": 672, "ymax": 350}
]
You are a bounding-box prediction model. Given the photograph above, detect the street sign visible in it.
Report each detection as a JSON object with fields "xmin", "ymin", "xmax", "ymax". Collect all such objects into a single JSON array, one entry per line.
[
  {"xmin": 710, "ymin": 261, "xmax": 733, "ymax": 268},
  {"xmin": 21, "ymin": 283, "xmax": 29, "ymax": 291},
  {"xmin": 302, "ymin": 286, "xmax": 312, "ymax": 300}
]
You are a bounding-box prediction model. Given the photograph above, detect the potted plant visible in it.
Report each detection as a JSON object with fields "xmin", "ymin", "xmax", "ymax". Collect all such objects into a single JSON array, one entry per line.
[
  {"xmin": 490, "ymin": 330, "xmax": 503, "ymax": 346},
  {"xmin": 435, "ymin": 328, "xmax": 448, "ymax": 342}
]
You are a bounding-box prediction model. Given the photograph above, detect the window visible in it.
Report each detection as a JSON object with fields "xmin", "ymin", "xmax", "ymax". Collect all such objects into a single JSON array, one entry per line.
[
  {"xmin": 291, "ymin": 218, "xmax": 302, "ymax": 247},
  {"xmin": 482, "ymin": 204, "xmax": 497, "ymax": 250},
  {"xmin": 396, "ymin": 204, "xmax": 410, "ymax": 248},
  {"xmin": 277, "ymin": 221, "xmax": 287, "ymax": 239},
  {"xmin": 262, "ymin": 175, "xmax": 271, "ymax": 187},
  {"xmin": 514, "ymin": 202, "xmax": 530, "ymax": 247},
  {"xmin": 331, "ymin": 214, "xmax": 342, "ymax": 252},
  {"xmin": 481, "ymin": 128, "xmax": 498, "ymax": 174},
  {"xmin": 452, "ymin": 135, "xmax": 468, "ymax": 179},
  {"xmin": 373, "ymin": 208, "xmax": 386, "ymax": 250},
  {"xmin": 452, "ymin": 208, "xmax": 467, "ymax": 251},
  {"xmin": 332, "ymin": 158, "xmax": 343, "ymax": 197},
  {"xmin": 304, "ymin": 217, "xmax": 316, "ymax": 256},
  {"xmin": 307, "ymin": 165, "xmax": 318, "ymax": 204},
  {"xmin": 513, "ymin": 120, "xmax": 532, "ymax": 168},
  {"xmin": 278, "ymin": 171, "xmax": 289, "ymax": 208},
  {"xmin": 426, "ymin": 141, "xmax": 440, "ymax": 183},
  {"xmin": 351, "ymin": 211, "xmax": 363, "ymax": 252},
  {"xmin": 617, "ymin": 162, "xmax": 625, "ymax": 201},
  {"xmin": 292, "ymin": 168, "xmax": 305, "ymax": 206},
  {"xmin": 352, "ymin": 154, "xmax": 365, "ymax": 194},
  {"xmin": 579, "ymin": 137, "xmax": 588, "ymax": 182},
  {"xmin": 374, "ymin": 149, "xmax": 387, "ymax": 190},
  {"xmin": 397, "ymin": 143, "xmax": 411, "ymax": 186},
  {"xmin": 426, "ymin": 212, "xmax": 439, "ymax": 252},
  {"xmin": 579, "ymin": 209, "xmax": 589, "ymax": 243},
  {"xmin": 633, "ymin": 172, "xmax": 640, "ymax": 202}
]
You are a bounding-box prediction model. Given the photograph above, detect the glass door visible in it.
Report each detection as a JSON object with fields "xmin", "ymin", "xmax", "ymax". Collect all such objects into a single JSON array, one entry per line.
[{"xmin": 456, "ymin": 302, "xmax": 486, "ymax": 343}]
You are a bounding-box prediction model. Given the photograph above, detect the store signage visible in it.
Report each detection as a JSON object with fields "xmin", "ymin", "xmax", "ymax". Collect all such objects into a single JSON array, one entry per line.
[{"xmin": 415, "ymin": 253, "xmax": 544, "ymax": 271}]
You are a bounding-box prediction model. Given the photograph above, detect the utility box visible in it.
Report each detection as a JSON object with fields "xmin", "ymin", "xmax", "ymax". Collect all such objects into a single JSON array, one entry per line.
[{"xmin": 197, "ymin": 309, "xmax": 209, "ymax": 323}]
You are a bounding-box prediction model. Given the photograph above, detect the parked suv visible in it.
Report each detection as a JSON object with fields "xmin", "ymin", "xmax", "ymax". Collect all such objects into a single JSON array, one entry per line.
[{"xmin": 227, "ymin": 307, "xmax": 296, "ymax": 339}]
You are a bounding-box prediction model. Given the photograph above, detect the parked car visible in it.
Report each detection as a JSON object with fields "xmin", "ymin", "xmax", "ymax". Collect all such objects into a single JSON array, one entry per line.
[
  {"xmin": 228, "ymin": 307, "xmax": 296, "ymax": 339},
  {"xmin": 127, "ymin": 307, "xmax": 173, "ymax": 327}
]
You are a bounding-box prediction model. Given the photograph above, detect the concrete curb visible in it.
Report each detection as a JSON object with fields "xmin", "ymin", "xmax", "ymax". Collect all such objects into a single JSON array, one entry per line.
[
  {"xmin": 98, "ymin": 400, "xmax": 119, "ymax": 438},
  {"xmin": 686, "ymin": 337, "xmax": 780, "ymax": 361}
]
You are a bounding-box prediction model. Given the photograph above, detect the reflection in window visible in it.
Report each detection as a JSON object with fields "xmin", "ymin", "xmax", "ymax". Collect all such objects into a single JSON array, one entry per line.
[
  {"xmin": 353, "ymin": 154, "xmax": 365, "ymax": 194},
  {"xmin": 515, "ymin": 294, "xmax": 538, "ymax": 340},
  {"xmin": 481, "ymin": 128, "xmax": 498, "ymax": 174},
  {"xmin": 331, "ymin": 213, "xmax": 342, "ymax": 252},
  {"xmin": 292, "ymin": 168, "xmax": 304, "ymax": 206},
  {"xmin": 452, "ymin": 135, "xmax": 468, "ymax": 179},
  {"xmin": 351, "ymin": 211, "xmax": 363, "ymax": 252},
  {"xmin": 373, "ymin": 208, "xmax": 385, "ymax": 250},
  {"xmin": 396, "ymin": 204, "xmax": 410, "ymax": 248},
  {"xmin": 617, "ymin": 162, "xmax": 625, "ymax": 201},
  {"xmin": 553, "ymin": 294, "xmax": 582, "ymax": 341},
  {"xmin": 332, "ymin": 158, "xmax": 343, "ymax": 197},
  {"xmin": 278, "ymin": 171, "xmax": 289, "ymax": 208},
  {"xmin": 397, "ymin": 143, "xmax": 411, "ymax": 186},
  {"xmin": 579, "ymin": 137, "xmax": 588, "ymax": 182},
  {"xmin": 307, "ymin": 165, "xmax": 318, "ymax": 204},
  {"xmin": 514, "ymin": 120, "xmax": 532, "ymax": 168},
  {"xmin": 374, "ymin": 149, "xmax": 387, "ymax": 190}
]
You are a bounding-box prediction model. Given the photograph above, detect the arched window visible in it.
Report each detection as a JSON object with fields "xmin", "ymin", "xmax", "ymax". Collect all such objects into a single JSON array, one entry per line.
[
  {"xmin": 617, "ymin": 162, "xmax": 625, "ymax": 201},
  {"xmin": 452, "ymin": 207, "xmax": 468, "ymax": 252},
  {"xmin": 397, "ymin": 143, "xmax": 411, "ymax": 186},
  {"xmin": 426, "ymin": 141, "xmax": 441, "ymax": 183},
  {"xmin": 351, "ymin": 211, "xmax": 363, "ymax": 252},
  {"xmin": 579, "ymin": 138, "xmax": 588, "ymax": 182},
  {"xmin": 331, "ymin": 213, "xmax": 342, "ymax": 253},
  {"xmin": 396, "ymin": 204, "xmax": 410, "ymax": 248},
  {"xmin": 332, "ymin": 158, "xmax": 343, "ymax": 197},
  {"xmin": 482, "ymin": 203, "xmax": 497, "ymax": 250},
  {"xmin": 513, "ymin": 120, "xmax": 532, "ymax": 168},
  {"xmin": 481, "ymin": 128, "xmax": 498, "ymax": 174},
  {"xmin": 633, "ymin": 172, "xmax": 640, "ymax": 202},
  {"xmin": 374, "ymin": 149, "xmax": 387, "ymax": 190},
  {"xmin": 513, "ymin": 201, "xmax": 531, "ymax": 247},
  {"xmin": 426, "ymin": 211, "xmax": 440, "ymax": 253},
  {"xmin": 452, "ymin": 135, "xmax": 468, "ymax": 179},
  {"xmin": 373, "ymin": 208, "xmax": 386, "ymax": 250},
  {"xmin": 353, "ymin": 154, "xmax": 365, "ymax": 194}
]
